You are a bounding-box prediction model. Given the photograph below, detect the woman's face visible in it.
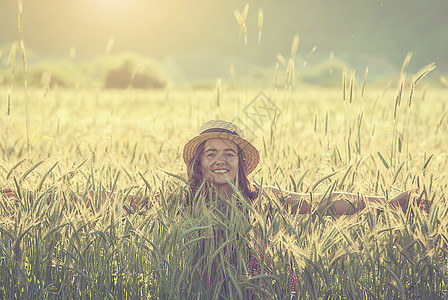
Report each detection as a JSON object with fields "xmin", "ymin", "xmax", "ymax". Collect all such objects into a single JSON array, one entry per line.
[{"xmin": 200, "ymin": 138, "xmax": 239, "ymax": 185}]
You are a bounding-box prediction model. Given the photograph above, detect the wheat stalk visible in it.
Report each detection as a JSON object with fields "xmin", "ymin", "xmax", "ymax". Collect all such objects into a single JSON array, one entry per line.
[
  {"xmin": 329, "ymin": 51, "xmax": 334, "ymax": 74},
  {"xmin": 8, "ymin": 42, "xmax": 18, "ymax": 72},
  {"xmin": 304, "ymin": 45, "xmax": 317, "ymax": 66},
  {"xmin": 286, "ymin": 58, "xmax": 295, "ymax": 89},
  {"xmin": 233, "ymin": 4, "xmax": 250, "ymax": 99},
  {"xmin": 290, "ymin": 35, "xmax": 299, "ymax": 58},
  {"xmin": 412, "ymin": 63, "xmax": 436, "ymax": 86},
  {"xmin": 233, "ymin": 4, "xmax": 249, "ymax": 45},
  {"xmin": 4, "ymin": 42, "xmax": 18, "ymax": 160},
  {"xmin": 258, "ymin": 8, "xmax": 263, "ymax": 45},
  {"xmin": 18, "ymin": 1, "xmax": 27, "ymax": 84},
  {"xmin": 276, "ymin": 53, "xmax": 287, "ymax": 67},
  {"xmin": 4, "ymin": 84, "xmax": 13, "ymax": 159},
  {"xmin": 274, "ymin": 62, "xmax": 279, "ymax": 90},
  {"xmin": 105, "ymin": 37, "xmax": 115, "ymax": 55},
  {"xmin": 391, "ymin": 54, "xmax": 411, "ymax": 170},
  {"xmin": 216, "ymin": 78, "xmax": 222, "ymax": 108},
  {"xmin": 361, "ymin": 67, "xmax": 368, "ymax": 99},
  {"xmin": 408, "ymin": 63, "xmax": 436, "ymax": 108},
  {"xmin": 229, "ymin": 64, "xmax": 235, "ymax": 89},
  {"xmin": 7, "ymin": 90, "xmax": 11, "ymax": 119},
  {"xmin": 400, "ymin": 52, "xmax": 413, "ymax": 76},
  {"xmin": 440, "ymin": 76, "xmax": 448, "ymax": 87},
  {"xmin": 40, "ymin": 72, "xmax": 52, "ymax": 98},
  {"xmin": 349, "ymin": 70, "xmax": 355, "ymax": 104},
  {"xmin": 18, "ymin": 0, "xmax": 31, "ymax": 157}
]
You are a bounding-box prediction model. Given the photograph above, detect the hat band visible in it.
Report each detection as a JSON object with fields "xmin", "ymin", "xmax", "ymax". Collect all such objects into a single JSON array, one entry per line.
[{"xmin": 200, "ymin": 128, "xmax": 240, "ymax": 136}]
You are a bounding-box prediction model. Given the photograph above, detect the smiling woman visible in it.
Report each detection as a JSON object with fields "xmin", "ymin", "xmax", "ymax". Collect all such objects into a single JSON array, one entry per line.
[
  {"xmin": 182, "ymin": 120, "xmax": 422, "ymax": 215},
  {"xmin": 178, "ymin": 119, "xmax": 424, "ymax": 299}
]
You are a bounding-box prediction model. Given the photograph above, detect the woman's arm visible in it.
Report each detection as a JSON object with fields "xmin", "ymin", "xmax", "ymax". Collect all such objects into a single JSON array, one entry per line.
[
  {"xmin": 1, "ymin": 188, "xmax": 16, "ymax": 199},
  {"xmin": 1, "ymin": 187, "xmax": 34, "ymax": 201},
  {"xmin": 2, "ymin": 187, "xmax": 148, "ymax": 212},
  {"xmin": 86, "ymin": 189, "xmax": 149, "ymax": 211},
  {"xmin": 264, "ymin": 186, "xmax": 419, "ymax": 215}
]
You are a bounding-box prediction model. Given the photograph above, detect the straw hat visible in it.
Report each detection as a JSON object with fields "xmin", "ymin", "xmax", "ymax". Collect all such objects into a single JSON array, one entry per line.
[{"xmin": 183, "ymin": 120, "xmax": 260, "ymax": 174}]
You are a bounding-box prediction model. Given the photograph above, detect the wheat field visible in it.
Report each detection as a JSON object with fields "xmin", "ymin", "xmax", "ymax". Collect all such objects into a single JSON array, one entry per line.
[
  {"xmin": 1, "ymin": 1, "xmax": 447, "ymax": 298},
  {"xmin": 0, "ymin": 80, "xmax": 447, "ymax": 299}
]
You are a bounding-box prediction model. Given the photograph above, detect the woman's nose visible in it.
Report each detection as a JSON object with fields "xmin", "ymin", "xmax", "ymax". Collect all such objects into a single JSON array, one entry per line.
[{"xmin": 214, "ymin": 154, "xmax": 228, "ymax": 163}]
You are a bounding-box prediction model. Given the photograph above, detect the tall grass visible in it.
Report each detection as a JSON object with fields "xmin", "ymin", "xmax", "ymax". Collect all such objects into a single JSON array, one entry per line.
[
  {"xmin": 17, "ymin": 0, "xmax": 32, "ymax": 157},
  {"xmin": 1, "ymin": 80, "xmax": 447, "ymax": 298},
  {"xmin": 1, "ymin": 2, "xmax": 447, "ymax": 298}
]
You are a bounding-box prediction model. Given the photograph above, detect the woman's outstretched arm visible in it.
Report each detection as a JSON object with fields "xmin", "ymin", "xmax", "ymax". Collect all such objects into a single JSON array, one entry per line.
[
  {"xmin": 264, "ymin": 186, "xmax": 419, "ymax": 215},
  {"xmin": 1, "ymin": 187, "xmax": 148, "ymax": 212}
]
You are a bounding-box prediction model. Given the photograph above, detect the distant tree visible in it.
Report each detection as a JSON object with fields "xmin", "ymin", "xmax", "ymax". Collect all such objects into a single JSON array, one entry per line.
[{"xmin": 104, "ymin": 60, "xmax": 166, "ymax": 89}]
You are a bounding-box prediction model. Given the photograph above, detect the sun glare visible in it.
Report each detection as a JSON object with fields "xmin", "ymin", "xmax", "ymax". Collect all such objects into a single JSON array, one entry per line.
[
  {"xmin": 91, "ymin": 0, "xmax": 129, "ymax": 6},
  {"xmin": 86, "ymin": 0, "xmax": 141, "ymax": 15}
]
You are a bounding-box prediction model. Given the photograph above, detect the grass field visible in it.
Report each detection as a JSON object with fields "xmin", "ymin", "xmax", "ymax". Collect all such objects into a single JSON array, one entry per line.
[{"xmin": 1, "ymin": 82, "xmax": 448, "ymax": 298}]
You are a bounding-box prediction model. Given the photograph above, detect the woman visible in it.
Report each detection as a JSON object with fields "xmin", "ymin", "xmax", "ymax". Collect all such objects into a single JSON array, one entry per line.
[
  {"xmin": 183, "ymin": 119, "xmax": 418, "ymax": 215},
  {"xmin": 1, "ymin": 120, "xmax": 423, "ymax": 299},
  {"xmin": 182, "ymin": 119, "xmax": 425, "ymax": 299}
]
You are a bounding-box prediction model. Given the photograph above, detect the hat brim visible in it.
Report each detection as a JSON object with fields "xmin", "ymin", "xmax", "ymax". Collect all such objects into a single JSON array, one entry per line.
[{"xmin": 183, "ymin": 132, "xmax": 259, "ymax": 175}]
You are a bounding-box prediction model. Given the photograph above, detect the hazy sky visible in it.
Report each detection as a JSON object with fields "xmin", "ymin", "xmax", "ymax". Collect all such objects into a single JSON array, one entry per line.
[{"xmin": 1, "ymin": 0, "xmax": 447, "ymax": 81}]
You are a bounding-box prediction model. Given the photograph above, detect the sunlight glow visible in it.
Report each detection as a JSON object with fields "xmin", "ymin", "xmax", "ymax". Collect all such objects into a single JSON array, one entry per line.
[{"xmin": 85, "ymin": 0, "xmax": 146, "ymax": 16}]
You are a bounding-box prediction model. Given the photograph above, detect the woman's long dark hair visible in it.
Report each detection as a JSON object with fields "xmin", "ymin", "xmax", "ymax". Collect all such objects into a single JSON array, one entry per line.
[{"xmin": 186, "ymin": 141, "xmax": 259, "ymax": 205}]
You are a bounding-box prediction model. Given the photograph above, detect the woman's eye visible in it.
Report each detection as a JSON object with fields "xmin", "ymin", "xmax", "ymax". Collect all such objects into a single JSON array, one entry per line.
[
  {"xmin": 225, "ymin": 153, "xmax": 235, "ymax": 157},
  {"xmin": 206, "ymin": 153, "xmax": 215, "ymax": 158}
]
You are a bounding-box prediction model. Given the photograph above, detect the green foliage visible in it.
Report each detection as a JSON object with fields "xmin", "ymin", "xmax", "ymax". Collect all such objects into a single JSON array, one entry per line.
[
  {"xmin": 27, "ymin": 62, "xmax": 85, "ymax": 88},
  {"xmin": 0, "ymin": 166, "xmax": 447, "ymax": 299},
  {"xmin": 0, "ymin": 50, "xmax": 169, "ymax": 89},
  {"xmin": 300, "ymin": 60, "xmax": 348, "ymax": 87},
  {"xmin": 104, "ymin": 59, "xmax": 166, "ymax": 90}
]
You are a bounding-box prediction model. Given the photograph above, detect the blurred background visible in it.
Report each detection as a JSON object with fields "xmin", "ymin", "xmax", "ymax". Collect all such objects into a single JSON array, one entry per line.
[{"xmin": 1, "ymin": 0, "xmax": 447, "ymax": 89}]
